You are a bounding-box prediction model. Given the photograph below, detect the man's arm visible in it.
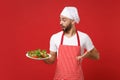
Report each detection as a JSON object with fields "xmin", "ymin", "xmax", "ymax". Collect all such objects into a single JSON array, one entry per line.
[
  {"xmin": 77, "ymin": 48, "xmax": 100, "ymax": 60},
  {"xmin": 44, "ymin": 51, "xmax": 57, "ymax": 64}
]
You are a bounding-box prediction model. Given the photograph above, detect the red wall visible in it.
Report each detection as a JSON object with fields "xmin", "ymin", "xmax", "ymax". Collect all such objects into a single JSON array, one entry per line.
[{"xmin": 0, "ymin": 0, "xmax": 120, "ymax": 80}]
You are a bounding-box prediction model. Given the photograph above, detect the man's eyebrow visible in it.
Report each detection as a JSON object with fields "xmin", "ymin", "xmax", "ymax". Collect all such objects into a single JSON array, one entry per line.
[
  {"xmin": 60, "ymin": 17, "xmax": 67, "ymax": 20},
  {"xmin": 62, "ymin": 18, "xmax": 67, "ymax": 20}
]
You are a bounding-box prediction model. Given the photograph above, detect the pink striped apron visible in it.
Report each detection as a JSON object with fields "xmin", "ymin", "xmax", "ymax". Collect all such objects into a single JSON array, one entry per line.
[{"xmin": 54, "ymin": 31, "xmax": 84, "ymax": 80}]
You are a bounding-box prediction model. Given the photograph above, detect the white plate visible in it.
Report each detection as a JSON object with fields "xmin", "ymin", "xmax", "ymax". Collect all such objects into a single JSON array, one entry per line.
[{"xmin": 26, "ymin": 53, "xmax": 51, "ymax": 60}]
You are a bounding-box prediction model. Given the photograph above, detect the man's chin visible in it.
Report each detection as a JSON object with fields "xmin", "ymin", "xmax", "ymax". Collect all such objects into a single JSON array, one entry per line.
[
  {"xmin": 62, "ymin": 29, "xmax": 68, "ymax": 33},
  {"xmin": 62, "ymin": 28, "xmax": 65, "ymax": 31}
]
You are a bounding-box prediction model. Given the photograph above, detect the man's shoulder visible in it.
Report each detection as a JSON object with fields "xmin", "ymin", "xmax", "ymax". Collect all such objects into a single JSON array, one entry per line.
[
  {"xmin": 54, "ymin": 31, "xmax": 63, "ymax": 36},
  {"xmin": 51, "ymin": 31, "xmax": 63, "ymax": 38},
  {"xmin": 77, "ymin": 30, "xmax": 88, "ymax": 36},
  {"xmin": 77, "ymin": 30, "xmax": 91, "ymax": 40},
  {"xmin": 77, "ymin": 31, "xmax": 94, "ymax": 45}
]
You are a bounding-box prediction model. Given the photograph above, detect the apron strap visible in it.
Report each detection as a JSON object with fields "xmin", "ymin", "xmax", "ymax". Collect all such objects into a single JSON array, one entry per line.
[
  {"xmin": 60, "ymin": 30, "xmax": 80, "ymax": 46},
  {"xmin": 60, "ymin": 31, "xmax": 64, "ymax": 45},
  {"xmin": 76, "ymin": 31, "xmax": 80, "ymax": 46}
]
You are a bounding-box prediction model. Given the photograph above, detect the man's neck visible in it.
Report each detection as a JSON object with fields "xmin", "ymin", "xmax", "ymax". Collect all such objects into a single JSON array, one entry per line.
[{"xmin": 64, "ymin": 26, "xmax": 76, "ymax": 38}]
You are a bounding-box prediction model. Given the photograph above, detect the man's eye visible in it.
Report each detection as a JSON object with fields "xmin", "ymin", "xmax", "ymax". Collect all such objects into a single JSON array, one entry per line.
[
  {"xmin": 63, "ymin": 20, "xmax": 66, "ymax": 22},
  {"xmin": 60, "ymin": 18, "xmax": 67, "ymax": 22},
  {"xmin": 63, "ymin": 19, "xmax": 66, "ymax": 22}
]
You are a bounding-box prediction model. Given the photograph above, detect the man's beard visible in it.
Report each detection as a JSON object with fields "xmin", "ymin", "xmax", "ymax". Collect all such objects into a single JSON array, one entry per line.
[{"xmin": 62, "ymin": 23, "xmax": 72, "ymax": 33}]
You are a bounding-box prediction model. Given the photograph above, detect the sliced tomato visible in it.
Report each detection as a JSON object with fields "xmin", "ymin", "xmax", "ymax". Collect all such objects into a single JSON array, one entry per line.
[{"xmin": 32, "ymin": 56, "xmax": 38, "ymax": 58}]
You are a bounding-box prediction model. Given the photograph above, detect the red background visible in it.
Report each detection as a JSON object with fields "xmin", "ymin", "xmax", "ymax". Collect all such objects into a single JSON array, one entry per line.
[{"xmin": 0, "ymin": 0, "xmax": 120, "ymax": 80}]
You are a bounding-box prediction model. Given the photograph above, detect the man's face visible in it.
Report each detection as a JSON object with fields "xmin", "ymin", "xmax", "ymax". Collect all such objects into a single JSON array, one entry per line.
[{"xmin": 60, "ymin": 15, "xmax": 73, "ymax": 32}]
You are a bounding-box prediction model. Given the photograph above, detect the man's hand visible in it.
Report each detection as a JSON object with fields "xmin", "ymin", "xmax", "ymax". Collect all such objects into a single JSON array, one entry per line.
[
  {"xmin": 76, "ymin": 55, "xmax": 83, "ymax": 61},
  {"xmin": 76, "ymin": 48, "xmax": 99, "ymax": 60},
  {"xmin": 44, "ymin": 51, "xmax": 57, "ymax": 64}
]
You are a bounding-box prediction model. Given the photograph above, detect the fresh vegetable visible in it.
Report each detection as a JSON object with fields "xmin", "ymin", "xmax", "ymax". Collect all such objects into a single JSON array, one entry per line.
[{"xmin": 28, "ymin": 49, "xmax": 49, "ymax": 58}]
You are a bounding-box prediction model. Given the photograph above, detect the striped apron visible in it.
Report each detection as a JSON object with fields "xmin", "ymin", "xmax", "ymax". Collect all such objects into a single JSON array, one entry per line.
[{"xmin": 54, "ymin": 31, "xmax": 84, "ymax": 80}]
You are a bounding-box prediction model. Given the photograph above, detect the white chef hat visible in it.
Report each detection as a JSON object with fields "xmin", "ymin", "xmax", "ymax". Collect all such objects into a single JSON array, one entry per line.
[{"xmin": 60, "ymin": 6, "xmax": 80, "ymax": 24}]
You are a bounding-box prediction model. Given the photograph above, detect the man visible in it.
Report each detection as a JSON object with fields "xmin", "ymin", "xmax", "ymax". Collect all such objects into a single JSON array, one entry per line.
[{"xmin": 44, "ymin": 6, "xmax": 99, "ymax": 80}]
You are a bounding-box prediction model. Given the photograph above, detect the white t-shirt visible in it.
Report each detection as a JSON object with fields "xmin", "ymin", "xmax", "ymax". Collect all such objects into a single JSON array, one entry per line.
[{"xmin": 49, "ymin": 31, "xmax": 94, "ymax": 55}]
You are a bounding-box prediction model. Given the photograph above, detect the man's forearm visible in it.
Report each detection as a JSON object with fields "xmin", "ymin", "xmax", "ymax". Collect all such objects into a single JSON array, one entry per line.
[
  {"xmin": 85, "ymin": 48, "xmax": 99, "ymax": 60},
  {"xmin": 78, "ymin": 48, "xmax": 99, "ymax": 60},
  {"xmin": 44, "ymin": 58, "xmax": 56, "ymax": 64}
]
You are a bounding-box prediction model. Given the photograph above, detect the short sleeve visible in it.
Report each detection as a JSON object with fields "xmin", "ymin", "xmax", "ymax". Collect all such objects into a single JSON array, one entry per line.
[
  {"xmin": 84, "ymin": 34, "xmax": 94, "ymax": 51},
  {"xmin": 49, "ymin": 35, "xmax": 57, "ymax": 52}
]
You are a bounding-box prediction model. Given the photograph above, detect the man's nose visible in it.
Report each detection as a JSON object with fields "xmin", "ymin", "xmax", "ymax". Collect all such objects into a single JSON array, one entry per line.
[{"xmin": 60, "ymin": 21, "xmax": 62, "ymax": 25}]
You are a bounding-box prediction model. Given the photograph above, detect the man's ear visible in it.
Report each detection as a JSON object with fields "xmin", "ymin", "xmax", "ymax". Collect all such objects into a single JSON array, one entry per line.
[{"xmin": 72, "ymin": 20, "xmax": 76, "ymax": 24}]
